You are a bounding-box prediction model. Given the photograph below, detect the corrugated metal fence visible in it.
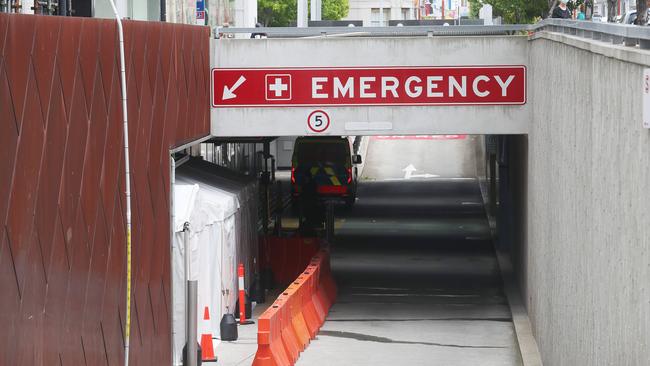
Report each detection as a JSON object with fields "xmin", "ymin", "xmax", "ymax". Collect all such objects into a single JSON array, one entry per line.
[{"xmin": 0, "ymin": 13, "xmax": 210, "ymax": 365}]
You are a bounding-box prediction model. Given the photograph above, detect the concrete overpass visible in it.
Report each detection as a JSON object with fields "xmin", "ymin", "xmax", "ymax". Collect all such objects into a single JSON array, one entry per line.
[{"xmin": 211, "ymin": 35, "xmax": 529, "ymax": 136}]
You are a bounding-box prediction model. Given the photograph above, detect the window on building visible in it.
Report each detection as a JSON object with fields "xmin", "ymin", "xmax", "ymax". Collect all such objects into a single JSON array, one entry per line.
[
  {"xmin": 371, "ymin": 8, "xmax": 381, "ymax": 26},
  {"xmin": 371, "ymin": 8, "xmax": 390, "ymax": 26},
  {"xmin": 401, "ymin": 8, "xmax": 410, "ymax": 20}
]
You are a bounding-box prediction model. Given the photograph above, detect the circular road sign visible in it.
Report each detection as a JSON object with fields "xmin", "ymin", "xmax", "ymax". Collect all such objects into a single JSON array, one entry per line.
[{"xmin": 307, "ymin": 110, "xmax": 330, "ymax": 133}]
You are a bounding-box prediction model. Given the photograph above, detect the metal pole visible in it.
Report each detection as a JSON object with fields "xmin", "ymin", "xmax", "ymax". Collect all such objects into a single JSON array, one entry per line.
[
  {"xmin": 184, "ymin": 223, "xmax": 198, "ymax": 366},
  {"xmin": 489, "ymin": 153, "xmax": 497, "ymax": 216},
  {"xmin": 58, "ymin": 0, "xmax": 66, "ymax": 15},
  {"xmin": 325, "ymin": 201, "xmax": 334, "ymax": 243},
  {"xmin": 262, "ymin": 141, "xmax": 271, "ymax": 234},
  {"xmin": 160, "ymin": 0, "xmax": 166, "ymax": 21},
  {"xmin": 106, "ymin": 1, "xmax": 133, "ymax": 365}
]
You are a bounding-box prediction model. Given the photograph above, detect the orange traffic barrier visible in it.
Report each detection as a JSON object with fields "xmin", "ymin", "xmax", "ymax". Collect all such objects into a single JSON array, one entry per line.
[
  {"xmin": 252, "ymin": 248, "xmax": 337, "ymax": 366},
  {"xmin": 309, "ymin": 259, "xmax": 327, "ymax": 324},
  {"xmin": 300, "ymin": 266, "xmax": 321, "ymax": 338},
  {"xmin": 252, "ymin": 305, "xmax": 289, "ymax": 366},
  {"xmin": 263, "ymin": 236, "xmax": 320, "ymax": 286},
  {"xmin": 289, "ymin": 281, "xmax": 310, "ymax": 349},
  {"xmin": 200, "ymin": 306, "xmax": 217, "ymax": 362}
]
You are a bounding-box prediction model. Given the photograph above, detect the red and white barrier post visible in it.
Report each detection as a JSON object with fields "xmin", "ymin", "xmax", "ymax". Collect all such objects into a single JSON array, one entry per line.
[{"xmin": 238, "ymin": 263, "xmax": 247, "ymax": 324}]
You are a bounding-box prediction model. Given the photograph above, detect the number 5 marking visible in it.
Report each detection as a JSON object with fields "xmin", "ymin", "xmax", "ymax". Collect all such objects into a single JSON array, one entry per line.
[{"xmin": 307, "ymin": 110, "xmax": 330, "ymax": 133}]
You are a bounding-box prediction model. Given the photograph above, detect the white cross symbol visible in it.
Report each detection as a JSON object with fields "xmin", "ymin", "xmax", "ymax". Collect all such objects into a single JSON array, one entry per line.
[{"xmin": 269, "ymin": 78, "xmax": 288, "ymax": 97}]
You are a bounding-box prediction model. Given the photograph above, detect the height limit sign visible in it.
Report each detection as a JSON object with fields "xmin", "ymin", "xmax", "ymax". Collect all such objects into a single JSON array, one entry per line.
[{"xmin": 307, "ymin": 110, "xmax": 330, "ymax": 133}]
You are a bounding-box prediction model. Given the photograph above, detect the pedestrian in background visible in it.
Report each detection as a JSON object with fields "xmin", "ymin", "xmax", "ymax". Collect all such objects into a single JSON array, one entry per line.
[
  {"xmin": 577, "ymin": 4, "xmax": 586, "ymax": 20},
  {"xmin": 552, "ymin": 0, "xmax": 571, "ymax": 18},
  {"xmin": 251, "ymin": 23, "xmax": 268, "ymax": 39}
]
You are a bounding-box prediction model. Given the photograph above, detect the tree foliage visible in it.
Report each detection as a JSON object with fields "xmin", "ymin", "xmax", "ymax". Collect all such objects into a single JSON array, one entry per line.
[
  {"xmin": 468, "ymin": 0, "xmax": 548, "ymax": 23},
  {"xmin": 323, "ymin": 0, "xmax": 349, "ymax": 20},
  {"xmin": 258, "ymin": 0, "xmax": 349, "ymax": 26},
  {"xmin": 258, "ymin": 0, "xmax": 297, "ymax": 26}
]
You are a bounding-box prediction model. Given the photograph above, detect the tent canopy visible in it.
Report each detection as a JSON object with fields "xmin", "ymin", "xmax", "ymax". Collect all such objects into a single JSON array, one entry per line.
[{"xmin": 171, "ymin": 158, "xmax": 258, "ymax": 364}]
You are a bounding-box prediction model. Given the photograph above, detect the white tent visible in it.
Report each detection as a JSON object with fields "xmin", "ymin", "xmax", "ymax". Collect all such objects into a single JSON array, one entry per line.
[{"xmin": 172, "ymin": 159, "xmax": 258, "ymax": 364}]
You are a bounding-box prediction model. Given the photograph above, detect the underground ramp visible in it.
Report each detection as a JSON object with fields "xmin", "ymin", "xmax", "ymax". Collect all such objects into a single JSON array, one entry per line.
[{"xmin": 296, "ymin": 179, "xmax": 523, "ymax": 366}]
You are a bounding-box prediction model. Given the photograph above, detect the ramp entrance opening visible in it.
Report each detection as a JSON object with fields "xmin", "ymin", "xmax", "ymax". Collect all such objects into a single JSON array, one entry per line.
[
  {"xmin": 170, "ymin": 126, "xmax": 528, "ymax": 366},
  {"xmin": 262, "ymin": 133, "xmax": 527, "ymax": 365}
]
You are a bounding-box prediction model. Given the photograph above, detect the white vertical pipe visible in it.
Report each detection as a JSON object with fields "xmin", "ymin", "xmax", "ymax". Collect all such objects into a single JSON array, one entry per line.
[
  {"xmin": 106, "ymin": 1, "xmax": 133, "ymax": 366},
  {"xmin": 310, "ymin": 0, "xmax": 321, "ymax": 21},
  {"xmin": 170, "ymin": 156, "xmax": 178, "ymax": 365},
  {"xmin": 297, "ymin": 0, "xmax": 308, "ymax": 27},
  {"xmin": 183, "ymin": 223, "xmax": 197, "ymax": 366}
]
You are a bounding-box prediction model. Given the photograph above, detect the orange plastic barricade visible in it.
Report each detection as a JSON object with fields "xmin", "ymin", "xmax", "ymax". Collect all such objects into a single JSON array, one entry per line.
[
  {"xmin": 300, "ymin": 266, "xmax": 321, "ymax": 337},
  {"xmin": 279, "ymin": 296, "xmax": 300, "ymax": 363},
  {"xmin": 252, "ymin": 247, "xmax": 337, "ymax": 366},
  {"xmin": 288, "ymin": 283, "xmax": 310, "ymax": 349},
  {"xmin": 252, "ymin": 305, "xmax": 290, "ymax": 366},
  {"xmin": 264, "ymin": 236, "xmax": 320, "ymax": 286},
  {"xmin": 309, "ymin": 258, "xmax": 327, "ymax": 324}
]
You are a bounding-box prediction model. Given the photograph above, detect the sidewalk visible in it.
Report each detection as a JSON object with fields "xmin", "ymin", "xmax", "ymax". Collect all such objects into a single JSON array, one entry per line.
[{"xmin": 215, "ymin": 290, "xmax": 280, "ymax": 366}]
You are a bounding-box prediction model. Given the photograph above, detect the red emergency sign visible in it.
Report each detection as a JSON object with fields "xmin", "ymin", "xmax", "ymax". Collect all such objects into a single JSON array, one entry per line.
[{"xmin": 211, "ymin": 66, "xmax": 526, "ymax": 107}]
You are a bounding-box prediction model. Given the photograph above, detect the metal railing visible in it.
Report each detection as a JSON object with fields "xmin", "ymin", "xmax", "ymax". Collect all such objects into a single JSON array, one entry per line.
[
  {"xmin": 537, "ymin": 18, "xmax": 650, "ymax": 49},
  {"xmin": 215, "ymin": 18, "xmax": 650, "ymax": 50},
  {"xmin": 216, "ymin": 24, "xmax": 530, "ymax": 38}
]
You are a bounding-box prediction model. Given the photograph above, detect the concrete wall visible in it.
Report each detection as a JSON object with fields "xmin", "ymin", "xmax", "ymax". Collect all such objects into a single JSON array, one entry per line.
[{"xmin": 524, "ymin": 32, "xmax": 650, "ymax": 365}]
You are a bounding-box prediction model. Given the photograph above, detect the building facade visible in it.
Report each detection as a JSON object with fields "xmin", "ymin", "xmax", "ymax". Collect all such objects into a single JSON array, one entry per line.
[
  {"xmin": 592, "ymin": 0, "xmax": 640, "ymax": 20},
  {"xmin": 95, "ymin": 0, "xmax": 257, "ymax": 29},
  {"xmin": 344, "ymin": 0, "xmax": 420, "ymax": 26}
]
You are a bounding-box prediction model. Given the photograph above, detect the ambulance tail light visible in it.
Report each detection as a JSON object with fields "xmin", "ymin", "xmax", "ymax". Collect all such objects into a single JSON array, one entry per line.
[
  {"xmin": 346, "ymin": 167, "xmax": 352, "ymax": 184},
  {"xmin": 291, "ymin": 166, "xmax": 296, "ymax": 184},
  {"xmin": 317, "ymin": 185, "xmax": 348, "ymax": 194}
]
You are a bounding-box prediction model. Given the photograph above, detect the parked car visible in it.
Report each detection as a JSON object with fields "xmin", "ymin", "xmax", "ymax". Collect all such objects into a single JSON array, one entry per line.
[
  {"xmin": 291, "ymin": 136, "xmax": 361, "ymax": 207},
  {"xmin": 623, "ymin": 11, "xmax": 636, "ymax": 24},
  {"xmin": 621, "ymin": 9, "xmax": 650, "ymax": 25}
]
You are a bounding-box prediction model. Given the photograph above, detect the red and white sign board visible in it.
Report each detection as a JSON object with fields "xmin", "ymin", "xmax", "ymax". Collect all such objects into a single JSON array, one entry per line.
[{"xmin": 211, "ymin": 66, "xmax": 526, "ymax": 107}]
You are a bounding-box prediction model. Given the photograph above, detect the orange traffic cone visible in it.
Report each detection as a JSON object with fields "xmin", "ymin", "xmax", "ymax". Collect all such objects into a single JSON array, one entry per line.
[{"xmin": 201, "ymin": 306, "xmax": 217, "ymax": 362}]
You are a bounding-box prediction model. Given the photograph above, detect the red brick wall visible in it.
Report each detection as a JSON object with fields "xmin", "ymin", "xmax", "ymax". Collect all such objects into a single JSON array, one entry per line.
[{"xmin": 0, "ymin": 14, "xmax": 210, "ymax": 365}]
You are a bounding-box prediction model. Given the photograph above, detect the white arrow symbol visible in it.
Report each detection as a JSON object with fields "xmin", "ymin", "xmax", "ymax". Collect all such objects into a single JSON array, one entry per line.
[
  {"xmin": 403, "ymin": 164, "xmax": 417, "ymax": 179},
  {"xmin": 222, "ymin": 75, "xmax": 246, "ymax": 100}
]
